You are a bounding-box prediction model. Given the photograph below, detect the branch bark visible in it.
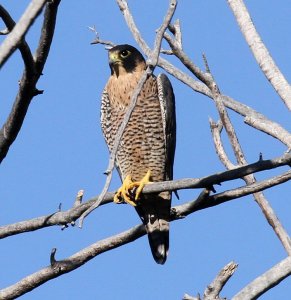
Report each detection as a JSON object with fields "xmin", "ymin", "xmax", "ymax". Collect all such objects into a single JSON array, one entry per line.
[
  {"xmin": 0, "ymin": 0, "xmax": 47, "ymax": 68},
  {"xmin": 0, "ymin": 225, "xmax": 146, "ymax": 300},
  {"xmin": 227, "ymin": 0, "xmax": 291, "ymax": 110},
  {"xmin": 1, "ymin": 154, "xmax": 290, "ymax": 239},
  {"xmin": 232, "ymin": 256, "xmax": 291, "ymax": 300},
  {"xmin": 0, "ymin": 0, "xmax": 61, "ymax": 163},
  {"xmin": 0, "ymin": 5, "xmax": 34, "ymax": 73}
]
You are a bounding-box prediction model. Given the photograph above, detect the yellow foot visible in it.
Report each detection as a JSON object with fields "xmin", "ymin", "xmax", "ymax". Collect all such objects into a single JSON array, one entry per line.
[
  {"xmin": 129, "ymin": 170, "xmax": 151, "ymax": 200},
  {"xmin": 113, "ymin": 170, "xmax": 152, "ymax": 206}
]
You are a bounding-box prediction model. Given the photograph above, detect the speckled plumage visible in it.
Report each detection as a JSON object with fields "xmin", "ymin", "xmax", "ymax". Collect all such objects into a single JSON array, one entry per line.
[{"xmin": 101, "ymin": 44, "xmax": 176, "ymax": 264}]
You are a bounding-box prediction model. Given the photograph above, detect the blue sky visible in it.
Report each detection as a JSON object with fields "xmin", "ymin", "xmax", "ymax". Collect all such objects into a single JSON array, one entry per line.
[{"xmin": 0, "ymin": 1, "xmax": 290, "ymax": 299}]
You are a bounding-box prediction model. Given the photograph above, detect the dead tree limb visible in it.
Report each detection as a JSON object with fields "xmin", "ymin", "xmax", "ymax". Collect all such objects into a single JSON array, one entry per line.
[
  {"xmin": 232, "ymin": 256, "xmax": 291, "ymax": 300},
  {"xmin": 0, "ymin": 0, "xmax": 47, "ymax": 68},
  {"xmin": 1, "ymin": 155, "xmax": 290, "ymax": 239},
  {"xmin": 0, "ymin": 0, "xmax": 61, "ymax": 163},
  {"xmin": 227, "ymin": 0, "xmax": 291, "ymax": 110}
]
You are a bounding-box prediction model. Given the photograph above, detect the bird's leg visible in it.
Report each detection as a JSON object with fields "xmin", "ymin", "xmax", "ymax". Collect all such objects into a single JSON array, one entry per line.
[
  {"xmin": 114, "ymin": 170, "xmax": 152, "ymax": 206},
  {"xmin": 129, "ymin": 170, "xmax": 152, "ymax": 201},
  {"xmin": 114, "ymin": 175, "xmax": 137, "ymax": 206}
]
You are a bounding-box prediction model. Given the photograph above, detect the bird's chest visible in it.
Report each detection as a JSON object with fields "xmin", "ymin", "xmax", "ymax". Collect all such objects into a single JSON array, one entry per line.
[{"xmin": 106, "ymin": 74, "xmax": 158, "ymax": 111}]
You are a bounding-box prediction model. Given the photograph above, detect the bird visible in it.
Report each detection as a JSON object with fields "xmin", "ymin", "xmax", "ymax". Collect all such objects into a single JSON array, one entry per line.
[{"xmin": 101, "ymin": 44, "xmax": 176, "ymax": 264}]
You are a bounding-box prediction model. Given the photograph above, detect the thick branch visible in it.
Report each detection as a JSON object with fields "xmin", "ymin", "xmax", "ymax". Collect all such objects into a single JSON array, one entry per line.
[
  {"xmin": 1, "ymin": 154, "xmax": 290, "ymax": 239},
  {"xmin": 173, "ymin": 170, "xmax": 291, "ymax": 217},
  {"xmin": 0, "ymin": 0, "xmax": 47, "ymax": 68},
  {"xmin": 0, "ymin": 5, "xmax": 34, "ymax": 73},
  {"xmin": 232, "ymin": 256, "xmax": 291, "ymax": 300},
  {"xmin": 227, "ymin": 0, "xmax": 291, "ymax": 110},
  {"xmin": 1, "ymin": 169, "xmax": 290, "ymax": 299},
  {"xmin": 0, "ymin": 225, "xmax": 146, "ymax": 300}
]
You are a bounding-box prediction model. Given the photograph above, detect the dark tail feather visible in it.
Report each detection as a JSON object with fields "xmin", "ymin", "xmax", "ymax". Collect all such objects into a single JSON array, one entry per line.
[{"xmin": 135, "ymin": 193, "xmax": 171, "ymax": 264}]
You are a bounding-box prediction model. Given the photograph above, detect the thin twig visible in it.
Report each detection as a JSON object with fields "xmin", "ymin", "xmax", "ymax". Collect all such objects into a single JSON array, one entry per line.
[
  {"xmin": 209, "ymin": 118, "xmax": 235, "ymax": 169},
  {"xmin": 89, "ymin": 26, "xmax": 115, "ymax": 48}
]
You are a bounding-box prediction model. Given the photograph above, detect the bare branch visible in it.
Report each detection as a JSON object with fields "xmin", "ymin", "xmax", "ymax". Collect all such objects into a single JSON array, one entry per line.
[
  {"xmin": 183, "ymin": 262, "xmax": 238, "ymax": 300},
  {"xmin": 78, "ymin": 0, "xmax": 177, "ymax": 227},
  {"xmin": 183, "ymin": 294, "xmax": 200, "ymax": 300},
  {"xmin": 0, "ymin": 5, "xmax": 35, "ymax": 73},
  {"xmin": 119, "ymin": 0, "xmax": 290, "ymax": 150},
  {"xmin": 0, "ymin": 0, "xmax": 61, "ymax": 163},
  {"xmin": 114, "ymin": 3, "xmax": 291, "ymax": 148},
  {"xmin": 173, "ymin": 170, "xmax": 291, "ymax": 218},
  {"xmin": 89, "ymin": 26, "xmax": 116, "ymax": 48},
  {"xmin": 1, "ymin": 154, "xmax": 290, "ymax": 239},
  {"xmin": 117, "ymin": 0, "xmax": 151, "ymax": 54},
  {"xmin": 227, "ymin": 0, "xmax": 291, "ymax": 110},
  {"xmin": 34, "ymin": 0, "xmax": 61, "ymax": 72},
  {"xmin": 1, "ymin": 170, "xmax": 290, "ymax": 299},
  {"xmin": 232, "ymin": 256, "xmax": 291, "ymax": 300},
  {"xmin": 0, "ymin": 0, "xmax": 47, "ymax": 68},
  {"xmin": 212, "ymin": 71, "xmax": 291, "ymax": 255},
  {"xmin": 209, "ymin": 118, "xmax": 235, "ymax": 169},
  {"xmin": 204, "ymin": 261, "xmax": 238, "ymax": 300},
  {"xmin": 0, "ymin": 225, "xmax": 146, "ymax": 300},
  {"xmin": 73, "ymin": 190, "xmax": 84, "ymax": 208},
  {"xmin": 163, "ymin": 31, "xmax": 291, "ymax": 149},
  {"xmin": 165, "ymin": 29, "xmax": 291, "ymax": 257}
]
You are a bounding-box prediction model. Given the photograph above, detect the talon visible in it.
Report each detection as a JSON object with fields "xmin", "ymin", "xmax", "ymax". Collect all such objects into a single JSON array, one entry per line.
[
  {"xmin": 113, "ymin": 170, "xmax": 152, "ymax": 206},
  {"xmin": 114, "ymin": 175, "xmax": 136, "ymax": 205},
  {"xmin": 128, "ymin": 170, "xmax": 152, "ymax": 200}
]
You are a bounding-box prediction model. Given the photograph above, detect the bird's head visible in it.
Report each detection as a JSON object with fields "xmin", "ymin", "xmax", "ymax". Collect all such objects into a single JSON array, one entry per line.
[{"xmin": 108, "ymin": 44, "xmax": 146, "ymax": 77}]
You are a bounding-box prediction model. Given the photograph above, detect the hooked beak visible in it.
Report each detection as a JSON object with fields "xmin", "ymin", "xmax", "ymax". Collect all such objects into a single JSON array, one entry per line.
[{"xmin": 109, "ymin": 51, "xmax": 121, "ymax": 65}]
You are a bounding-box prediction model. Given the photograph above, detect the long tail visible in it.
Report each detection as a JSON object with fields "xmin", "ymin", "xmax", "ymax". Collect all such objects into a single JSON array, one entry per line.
[{"xmin": 135, "ymin": 192, "xmax": 171, "ymax": 264}]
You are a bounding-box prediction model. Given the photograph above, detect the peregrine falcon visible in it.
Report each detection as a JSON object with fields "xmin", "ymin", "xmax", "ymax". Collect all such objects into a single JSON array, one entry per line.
[{"xmin": 101, "ymin": 44, "xmax": 176, "ymax": 264}]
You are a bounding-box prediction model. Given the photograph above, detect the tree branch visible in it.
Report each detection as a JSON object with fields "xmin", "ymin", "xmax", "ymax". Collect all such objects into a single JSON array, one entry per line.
[
  {"xmin": 163, "ymin": 31, "xmax": 291, "ymax": 149},
  {"xmin": 0, "ymin": 0, "xmax": 47, "ymax": 68},
  {"xmin": 104, "ymin": 1, "xmax": 291, "ymax": 149},
  {"xmin": 1, "ymin": 169, "xmax": 290, "ymax": 299},
  {"xmin": 0, "ymin": 5, "xmax": 35, "ymax": 74},
  {"xmin": 163, "ymin": 27, "xmax": 291, "ymax": 255},
  {"xmin": 227, "ymin": 0, "xmax": 291, "ymax": 110},
  {"xmin": 0, "ymin": 225, "xmax": 146, "ymax": 300},
  {"xmin": 1, "ymin": 153, "xmax": 290, "ymax": 239},
  {"xmin": 0, "ymin": 0, "xmax": 61, "ymax": 163},
  {"xmin": 173, "ymin": 170, "xmax": 291, "ymax": 217},
  {"xmin": 232, "ymin": 256, "xmax": 291, "ymax": 300},
  {"xmin": 204, "ymin": 262, "xmax": 238, "ymax": 300}
]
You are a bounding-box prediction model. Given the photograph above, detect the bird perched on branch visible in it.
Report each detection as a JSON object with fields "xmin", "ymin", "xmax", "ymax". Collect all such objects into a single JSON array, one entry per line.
[{"xmin": 101, "ymin": 44, "xmax": 176, "ymax": 264}]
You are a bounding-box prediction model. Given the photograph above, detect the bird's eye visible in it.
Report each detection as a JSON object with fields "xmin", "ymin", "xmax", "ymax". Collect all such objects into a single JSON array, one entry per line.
[{"xmin": 120, "ymin": 50, "xmax": 130, "ymax": 58}]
